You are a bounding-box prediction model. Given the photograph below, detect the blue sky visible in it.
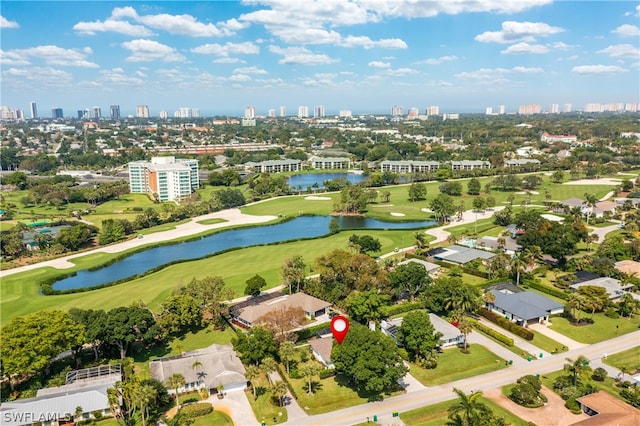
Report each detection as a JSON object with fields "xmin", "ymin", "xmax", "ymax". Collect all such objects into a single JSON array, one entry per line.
[{"xmin": 1, "ymin": 0, "xmax": 639, "ymax": 116}]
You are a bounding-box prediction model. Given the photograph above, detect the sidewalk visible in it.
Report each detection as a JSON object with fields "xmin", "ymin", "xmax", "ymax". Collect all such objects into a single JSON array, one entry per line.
[{"xmin": 528, "ymin": 323, "xmax": 586, "ymax": 350}]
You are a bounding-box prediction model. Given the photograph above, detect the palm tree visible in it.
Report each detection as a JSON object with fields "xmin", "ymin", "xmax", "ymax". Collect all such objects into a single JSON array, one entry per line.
[
  {"xmin": 261, "ymin": 357, "xmax": 278, "ymax": 385},
  {"xmin": 271, "ymin": 380, "xmax": 288, "ymax": 407},
  {"xmin": 566, "ymin": 293, "xmax": 589, "ymax": 323},
  {"xmin": 166, "ymin": 373, "xmax": 186, "ymax": 409},
  {"xmin": 414, "ymin": 231, "xmax": 429, "ymax": 251},
  {"xmin": 245, "ymin": 365, "xmax": 261, "ymax": 400},
  {"xmin": 482, "ymin": 291, "xmax": 496, "ymax": 308},
  {"xmin": 300, "ymin": 362, "xmax": 322, "ymax": 395},
  {"xmin": 457, "ymin": 317, "xmax": 473, "ymax": 352},
  {"xmin": 447, "ymin": 388, "xmax": 492, "ymax": 426},
  {"xmin": 586, "ymin": 233, "xmax": 599, "ymax": 251},
  {"xmin": 279, "ymin": 341, "xmax": 296, "ymax": 375},
  {"xmin": 564, "ymin": 356, "xmax": 592, "ymax": 386},
  {"xmin": 584, "ymin": 192, "xmax": 598, "ymax": 225},
  {"xmin": 619, "ymin": 365, "xmax": 631, "ymax": 381},
  {"xmin": 510, "ymin": 254, "xmax": 527, "ymax": 286},
  {"xmin": 132, "ymin": 383, "xmax": 157, "ymax": 426}
]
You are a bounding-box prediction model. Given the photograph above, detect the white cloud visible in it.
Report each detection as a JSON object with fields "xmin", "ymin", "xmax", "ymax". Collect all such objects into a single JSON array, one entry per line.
[
  {"xmin": 213, "ymin": 57, "xmax": 246, "ymax": 64},
  {"xmin": 597, "ymin": 44, "xmax": 640, "ymax": 58},
  {"xmin": 99, "ymin": 68, "xmax": 144, "ymax": 85},
  {"xmin": 624, "ymin": 5, "xmax": 640, "ymax": 17},
  {"xmin": 268, "ymin": 45, "xmax": 338, "ymax": 65},
  {"xmin": 341, "ymin": 35, "xmax": 407, "ymax": 49},
  {"xmin": 455, "ymin": 66, "xmax": 543, "ymax": 80},
  {"xmin": 191, "ymin": 42, "xmax": 260, "ymax": 56},
  {"xmin": 3, "ymin": 67, "xmax": 73, "ymax": 86},
  {"xmin": 381, "ymin": 67, "xmax": 419, "ymax": 76},
  {"xmin": 501, "ymin": 42, "xmax": 549, "ymax": 54},
  {"xmin": 74, "ymin": 7, "xmax": 236, "ymax": 37},
  {"xmin": 475, "ymin": 21, "xmax": 564, "ymax": 43},
  {"xmin": 416, "ymin": 55, "xmax": 458, "ymax": 65},
  {"xmin": 121, "ymin": 39, "xmax": 186, "ymax": 62},
  {"xmin": 571, "ymin": 65, "xmax": 628, "ymax": 75},
  {"xmin": 1, "ymin": 45, "xmax": 99, "ymax": 68},
  {"xmin": 232, "ymin": 66, "xmax": 268, "ymax": 75},
  {"xmin": 368, "ymin": 61, "xmax": 391, "ymax": 68},
  {"xmin": 357, "ymin": 0, "xmax": 552, "ymax": 18},
  {"xmin": 611, "ymin": 24, "xmax": 640, "ymax": 38},
  {"xmin": 0, "ymin": 15, "xmax": 19, "ymax": 29},
  {"xmin": 73, "ymin": 19, "xmax": 153, "ymax": 36},
  {"xmin": 228, "ymin": 73, "xmax": 252, "ymax": 82}
]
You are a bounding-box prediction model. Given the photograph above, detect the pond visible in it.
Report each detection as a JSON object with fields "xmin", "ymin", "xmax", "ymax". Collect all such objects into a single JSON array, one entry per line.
[
  {"xmin": 51, "ymin": 215, "xmax": 436, "ymax": 291},
  {"xmin": 287, "ymin": 172, "xmax": 365, "ymax": 189}
]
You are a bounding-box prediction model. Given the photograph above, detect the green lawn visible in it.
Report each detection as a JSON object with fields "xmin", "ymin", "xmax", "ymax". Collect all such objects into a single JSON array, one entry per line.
[
  {"xmin": 408, "ymin": 344, "xmax": 506, "ymax": 386},
  {"xmin": 549, "ymin": 314, "xmax": 640, "ymax": 344},
  {"xmin": 400, "ymin": 396, "xmax": 530, "ymax": 426},
  {"xmin": 190, "ymin": 410, "xmax": 234, "ymax": 426},
  {"xmin": 196, "ymin": 218, "xmax": 227, "ymax": 225},
  {"xmin": 247, "ymin": 374, "xmax": 288, "ymax": 425},
  {"xmin": 604, "ymin": 347, "xmax": 640, "ymax": 373},
  {"xmin": 530, "ymin": 330, "xmax": 567, "ymax": 355},
  {"xmin": 1, "ymin": 228, "xmax": 419, "ymax": 325}
]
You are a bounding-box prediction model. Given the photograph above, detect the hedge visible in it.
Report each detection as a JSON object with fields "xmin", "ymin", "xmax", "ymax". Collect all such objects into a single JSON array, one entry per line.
[
  {"xmin": 180, "ymin": 403, "xmax": 213, "ymax": 419},
  {"xmin": 296, "ymin": 322, "xmax": 332, "ymax": 341},
  {"xmin": 470, "ymin": 319, "xmax": 514, "ymax": 347},
  {"xmin": 276, "ymin": 364, "xmax": 299, "ymax": 400},
  {"xmin": 479, "ymin": 308, "xmax": 534, "ymax": 341},
  {"xmin": 522, "ymin": 279, "xmax": 568, "ymax": 300}
]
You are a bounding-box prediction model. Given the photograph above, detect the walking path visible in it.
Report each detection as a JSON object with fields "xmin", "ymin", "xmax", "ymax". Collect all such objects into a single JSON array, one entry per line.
[
  {"xmin": 528, "ymin": 323, "xmax": 586, "ymax": 350},
  {"xmin": 425, "ymin": 206, "xmax": 506, "ymax": 244},
  {"xmin": 586, "ymin": 220, "xmax": 623, "ymax": 243},
  {"xmin": 475, "ymin": 318, "xmax": 552, "ymax": 359}
]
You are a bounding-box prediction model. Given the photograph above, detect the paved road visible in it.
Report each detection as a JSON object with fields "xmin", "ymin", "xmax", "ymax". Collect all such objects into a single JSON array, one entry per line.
[
  {"xmin": 281, "ymin": 330, "xmax": 640, "ymax": 426},
  {"xmin": 587, "ymin": 220, "xmax": 623, "ymax": 243}
]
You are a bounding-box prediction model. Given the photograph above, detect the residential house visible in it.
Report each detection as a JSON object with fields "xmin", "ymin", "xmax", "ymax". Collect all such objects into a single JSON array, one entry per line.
[
  {"xmin": 230, "ymin": 292, "xmax": 332, "ymax": 328},
  {"xmin": 430, "ymin": 244, "xmax": 496, "ymax": 265},
  {"xmin": 615, "ymin": 259, "xmax": 640, "ymax": 279},
  {"xmin": 150, "ymin": 344, "xmax": 246, "ymax": 395},
  {"xmin": 569, "ymin": 276, "xmax": 638, "ymax": 301},
  {"xmin": 486, "ymin": 285, "xmax": 564, "ymax": 325},
  {"xmin": 309, "ymin": 336, "xmax": 335, "ymax": 369},
  {"xmin": 397, "ymin": 258, "xmax": 440, "ymax": 276},
  {"xmin": 540, "ymin": 132, "xmax": 577, "ymax": 143},
  {"xmin": 574, "ymin": 391, "xmax": 640, "ymax": 425},
  {"xmin": 476, "ymin": 236, "xmax": 521, "ymax": 256},
  {"xmin": 380, "ymin": 314, "xmax": 464, "ymax": 348},
  {"xmin": 0, "ymin": 365, "xmax": 122, "ymax": 426}
]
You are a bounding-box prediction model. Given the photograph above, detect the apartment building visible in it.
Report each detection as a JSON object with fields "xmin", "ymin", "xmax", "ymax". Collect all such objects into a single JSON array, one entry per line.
[
  {"xmin": 311, "ymin": 157, "xmax": 350, "ymax": 169},
  {"xmin": 380, "ymin": 160, "xmax": 440, "ymax": 173},
  {"xmin": 128, "ymin": 156, "xmax": 199, "ymax": 202},
  {"xmin": 450, "ymin": 160, "xmax": 491, "ymax": 171}
]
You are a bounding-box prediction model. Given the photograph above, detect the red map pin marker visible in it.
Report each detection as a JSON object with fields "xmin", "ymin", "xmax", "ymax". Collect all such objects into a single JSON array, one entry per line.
[{"xmin": 330, "ymin": 315, "xmax": 349, "ymax": 344}]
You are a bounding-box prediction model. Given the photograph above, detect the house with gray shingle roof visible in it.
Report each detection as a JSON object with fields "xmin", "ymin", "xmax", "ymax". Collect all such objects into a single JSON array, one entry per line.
[
  {"xmin": 487, "ymin": 288, "xmax": 564, "ymax": 326},
  {"xmin": 309, "ymin": 336, "xmax": 335, "ymax": 369},
  {"xmin": 230, "ymin": 292, "xmax": 331, "ymax": 328},
  {"xmin": 380, "ymin": 314, "xmax": 464, "ymax": 348},
  {"xmin": 432, "ymin": 244, "xmax": 495, "ymax": 265}
]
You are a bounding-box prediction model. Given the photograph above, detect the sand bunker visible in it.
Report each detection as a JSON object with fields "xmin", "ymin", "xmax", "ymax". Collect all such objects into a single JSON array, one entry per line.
[
  {"xmin": 421, "ymin": 208, "xmax": 433, "ymax": 213},
  {"xmin": 563, "ymin": 178, "xmax": 622, "ymax": 185},
  {"xmin": 390, "ymin": 212, "xmax": 406, "ymax": 217},
  {"xmin": 304, "ymin": 196, "xmax": 331, "ymax": 200}
]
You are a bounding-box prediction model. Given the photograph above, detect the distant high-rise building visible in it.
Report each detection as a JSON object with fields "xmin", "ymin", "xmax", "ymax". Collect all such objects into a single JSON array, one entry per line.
[
  {"xmin": 518, "ymin": 104, "xmax": 541, "ymax": 115},
  {"xmin": 427, "ymin": 105, "xmax": 439, "ymax": 116},
  {"xmin": 110, "ymin": 105, "xmax": 120, "ymax": 119},
  {"xmin": 499, "ymin": 105, "xmax": 506, "ymax": 115},
  {"xmin": 175, "ymin": 107, "xmax": 199, "ymax": 118},
  {"xmin": 268, "ymin": 109, "xmax": 276, "ymax": 118},
  {"xmin": 51, "ymin": 108, "xmax": 63, "ymax": 119},
  {"xmin": 298, "ymin": 106, "xmax": 309, "ymax": 118},
  {"xmin": 313, "ymin": 105, "xmax": 325, "ymax": 118},
  {"xmin": 391, "ymin": 105, "xmax": 403, "ymax": 116},
  {"xmin": 583, "ymin": 103, "xmax": 602, "ymax": 113},
  {"xmin": 279, "ymin": 106, "xmax": 286, "ymax": 117},
  {"xmin": 407, "ymin": 107, "xmax": 419, "ymax": 117},
  {"xmin": 92, "ymin": 106, "xmax": 102, "ymax": 119},
  {"xmin": 549, "ymin": 104, "xmax": 560, "ymax": 114},
  {"xmin": 244, "ymin": 106, "xmax": 256, "ymax": 118},
  {"xmin": 136, "ymin": 104, "xmax": 150, "ymax": 118},
  {"xmin": 485, "ymin": 107, "xmax": 493, "ymax": 115},
  {"xmin": 159, "ymin": 110, "xmax": 169, "ymax": 119},
  {"xmin": 77, "ymin": 110, "xmax": 85, "ymax": 119},
  {"xmin": 29, "ymin": 101, "xmax": 38, "ymax": 119},
  {"xmin": 563, "ymin": 103, "xmax": 572, "ymax": 113},
  {"xmin": 339, "ymin": 110, "xmax": 352, "ymax": 118}
]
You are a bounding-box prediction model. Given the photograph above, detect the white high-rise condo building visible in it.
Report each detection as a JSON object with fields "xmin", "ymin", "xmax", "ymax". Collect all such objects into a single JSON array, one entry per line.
[
  {"xmin": 485, "ymin": 107, "xmax": 493, "ymax": 115},
  {"xmin": 313, "ymin": 105, "xmax": 325, "ymax": 118},
  {"xmin": 29, "ymin": 101, "xmax": 38, "ymax": 119},
  {"xmin": 339, "ymin": 110, "xmax": 352, "ymax": 118},
  {"xmin": 279, "ymin": 106, "xmax": 286, "ymax": 117},
  {"xmin": 499, "ymin": 105, "xmax": 505, "ymax": 115},
  {"xmin": 128, "ymin": 157, "xmax": 199, "ymax": 203},
  {"xmin": 549, "ymin": 104, "xmax": 560, "ymax": 114},
  {"xmin": 427, "ymin": 105, "xmax": 439, "ymax": 116},
  {"xmin": 268, "ymin": 109, "xmax": 276, "ymax": 118},
  {"xmin": 159, "ymin": 110, "xmax": 169, "ymax": 120},
  {"xmin": 245, "ymin": 106, "xmax": 256, "ymax": 118},
  {"xmin": 563, "ymin": 104, "xmax": 572, "ymax": 113},
  {"xmin": 298, "ymin": 106, "xmax": 309, "ymax": 118},
  {"xmin": 136, "ymin": 104, "xmax": 150, "ymax": 118},
  {"xmin": 391, "ymin": 105, "xmax": 403, "ymax": 116},
  {"xmin": 518, "ymin": 104, "xmax": 541, "ymax": 115}
]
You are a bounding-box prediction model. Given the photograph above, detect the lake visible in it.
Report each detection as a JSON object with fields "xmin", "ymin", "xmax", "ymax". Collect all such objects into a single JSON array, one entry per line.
[
  {"xmin": 51, "ymin": 215, "xmax": 436, "ymax": 291},
  {"xmin": 288, "ymin": 172, "xmax": 365, "ymax": 189}
]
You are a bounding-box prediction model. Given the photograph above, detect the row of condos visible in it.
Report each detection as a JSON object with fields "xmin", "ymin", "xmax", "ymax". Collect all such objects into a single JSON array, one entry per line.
[
  {"xmin": 245, "ymin": 156, "xmax": 351, "ymax": 173},
  {"xmin": 379, "ymin": 159, "xmax": 492, "ymax": 173},
  {"xmin": 128, "ymin": 157, "xmax": 199, "ymax": 202}
]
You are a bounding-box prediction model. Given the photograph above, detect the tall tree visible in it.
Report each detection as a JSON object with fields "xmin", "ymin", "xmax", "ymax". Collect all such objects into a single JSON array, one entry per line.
[
  {"xmin": 165, "ymin": 373, "xmax": 186, "ymax": 409},
  {"xmin": 100, "ymin": 305, "xmax": 160, "ymax": 359},
  {"xmin": 447, "ymin": 388, "xmax": 492, "ymax": 426},
  {"xmin": 281, "ymin": 255, "xmax": 306, "ymax": 294},
  {"xmin": 155, "ymin": 294, "xmax": 202, "ymax": 335},
  {"xmin": 175, "ymin": 276, "xmax": 234, "ymax": 323},
  {"xmin": 457, "ymin": 317, "xmax": 473, "ymax": 352},
  {"xmin": 408, "ymin": 182, "xmax": 427, "ymax": 202},
  {"xmin": 244, "ymin": 274, "xmax": 267, "ymax": 297},
  {"xmin": 244, "ymin": 365, "xmax": 261, "ymax": 400},
  {"xmin": 233, "ymin": 327, "xmax": 278, "ymax": 366},
  {"xmin": 564, "ymin": 356, "xmax": 592, "ymax": 386},
  {"xmin": 430, "ymin": 194, "xmax": 456, "ymax": 223},
  {"xmin": 257, "ymin": 306, "xmax": 306, "ymax": 343},
  {"xmin": 271, "ymin": 380, "xmax": 288, "ymax": 407},
  {"xmin": 389, "ymin": 261, "xmax": 432, "ymax": 299},
  {"xmin": 279, "ymin": 341, "xmax": 296, "ymax": 375},
  {"xmin": 396, "ymin": 311, "xmax": 442, "ymax": 362},
  {"xmin": 300, "ymin": 362, "xmax": 322, "ymax": 395},
  {"xmin": 467, "ymin": 178, "xmax": 481, "ymax": 195}
]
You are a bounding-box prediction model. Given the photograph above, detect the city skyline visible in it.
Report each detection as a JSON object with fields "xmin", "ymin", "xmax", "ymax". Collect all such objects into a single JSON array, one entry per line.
[{"xmin": 1, "ymin": 1, "xmax": 639, "ymax": 116}]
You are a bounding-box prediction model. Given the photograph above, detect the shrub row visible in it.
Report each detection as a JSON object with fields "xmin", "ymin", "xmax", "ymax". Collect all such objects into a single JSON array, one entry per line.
[
  {"xmin": 319, "ymin": 368, "xmax": 335, "ymax": 380},
  {"xmin": 522, "ymin": 279, "xmax": 568, "ymax": 300},
  {"xmin": 479, "ymin": 308, "xmax": 534, "ymax": 341},
  {"xmin": 180, "ymin": 403, "xmax": 213, "ymax": 419},
  {"xmin": 297, "ymin": 322, "xmax": 332, "ymax": 341},
  {"xmin": 380, "ymin": 300, "xmax": 425, "ymax": 317},
  {"xmin": 470, "ymin": 319, "xmax": 514, "ymax": 347},
  {"xmin": 276, "ymin": 364, "xmax": 300, "ymax": 400}
]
